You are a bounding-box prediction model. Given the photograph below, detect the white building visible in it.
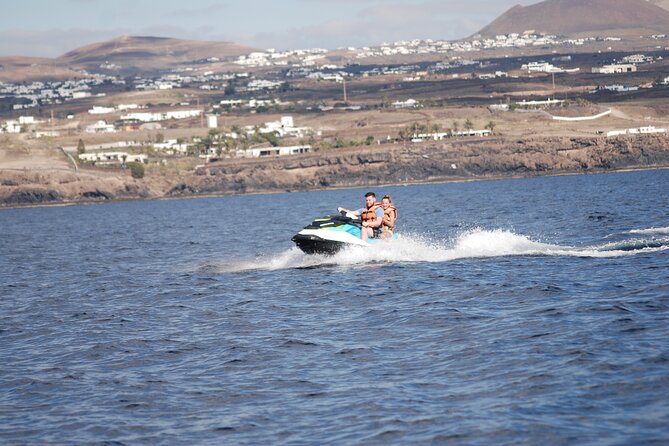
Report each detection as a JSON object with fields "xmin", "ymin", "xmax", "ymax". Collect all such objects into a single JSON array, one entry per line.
[
  {"xmin": 412, "ymin": 129, "xmax": 492, "ymax": 141},
  {"xmin": 88, "ymin": 106, "xmax": 115, "ymax": 115},
  {"xmin": 256, "ymin": 116, "xmax": 310, "ymax": 138},
  {"xmin": 154, "ymin": 139, "xmax": 189, "ymax": 154},
  {"xmin": 239, "ymin": 145, "xmax": 311, "ymax": 158},
  {"xmin": 621, "ymin": 54, "xmax": 653, "ymax": 64},
  {"xmin": 220, "ymin": 99, "xmax": 243, "ymax": 107},
  {"xmin": 607, "ymin": 126, "xmax": 667, "ymax": 137},
  {"xmin": 393, "ymin": 98, "xmax": 419, "ymax": 108},
  {"xmin": 164, "ymin": 110, "xmax": 202, "ymax": 120},
  {"xmin": 18, "ymin": 116, "xmax": 35, "ymax": 124},
  {"xmin": 78, "ymin": 152, "xmax": 147, "ymax": 164},
  {"xmin": 1, "ymin": 120, "xmax": 21, "ymax": 133},
  {"xmin": 72, "ymin": 91, "xmax": 92, "ymax": 100},
  {"xmin": 489, "ymin": 104, "xmax": 510, "ymax": 111},
  {"xmin": 120, "ymin": 109, "xmax": 202, "ymax": 122},
  {"xmin": 515, "ymin": 98, "xmax": 565, "ymax": 108},
  {"xmin": 118, "ymin": 104, "xmax": 140, "ymax": 111},
  {"xmin": 85, "ymin": 120, "xmax": 117, "ymax": 134},
  {"xmin": 592, "ymin": 64, "xmax": 637, "ymax": 74},
  {"xmin": 207, "ymin": 115, "xmax": 218, "ymax": 129},
  {"xmin": 523, "ymin": 62, "xmax": 556, "ymax": 72},
  {"xmin": 601, "ymin": 85, "xmax": 639, "ymax": 92}
]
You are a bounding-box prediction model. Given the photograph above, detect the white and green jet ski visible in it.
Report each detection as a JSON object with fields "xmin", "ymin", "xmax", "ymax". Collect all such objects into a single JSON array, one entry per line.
[{"xmin": 292, "ymin": 212, "xmax": 395, "ymax": 255}]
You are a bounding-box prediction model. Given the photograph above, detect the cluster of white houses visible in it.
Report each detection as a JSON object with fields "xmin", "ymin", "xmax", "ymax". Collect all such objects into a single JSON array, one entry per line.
[
  {"xmin": 0, "ymin": 75, "xmax": 123, "ymax": 110},
  {"xmin": 81, "ymin": 109, "xmax": 204, "ymax": 134},
  {"xmin": 0, "ymin": 116, "xmax": 43, "ymax": 133},
  {"xmin": 353, "ymin": 32, "xmax": 566, "ymax": 59},
  {"xmin": 74, "ymin": 144, "xmax": 311, "ymax": 165}
]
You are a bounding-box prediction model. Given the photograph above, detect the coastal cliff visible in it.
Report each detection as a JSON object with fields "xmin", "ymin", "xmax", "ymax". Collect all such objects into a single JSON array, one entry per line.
[
  {"xmin": 2, "ymin": 134, "xmax": 668, "ymax": 207},
  {"xmin": 168, "ymin": 134, "xmax": 669, "ymax": 195}
]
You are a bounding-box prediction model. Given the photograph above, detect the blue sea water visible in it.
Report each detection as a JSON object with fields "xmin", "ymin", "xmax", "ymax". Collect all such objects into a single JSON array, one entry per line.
[{"xmin": 1, "ymin": 170, "xmax": 668, "ymax": 445}]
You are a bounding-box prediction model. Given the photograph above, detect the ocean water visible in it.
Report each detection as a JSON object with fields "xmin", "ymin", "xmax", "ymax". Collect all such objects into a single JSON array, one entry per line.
[{"xmin": 1, "ymin": 170, "xmax": 668, "ymax": 445}]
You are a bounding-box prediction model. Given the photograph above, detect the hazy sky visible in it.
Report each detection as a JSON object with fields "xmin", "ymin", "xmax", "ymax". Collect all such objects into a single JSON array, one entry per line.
[{"xmin": 0, "ymin": 0, "xmax": 539, "ymax": 57}]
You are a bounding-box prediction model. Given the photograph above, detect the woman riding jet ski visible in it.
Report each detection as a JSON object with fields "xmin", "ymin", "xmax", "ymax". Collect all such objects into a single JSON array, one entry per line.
[{"xmin": 291, "ymin": 192, "xmax": 398, "ymax": 255}]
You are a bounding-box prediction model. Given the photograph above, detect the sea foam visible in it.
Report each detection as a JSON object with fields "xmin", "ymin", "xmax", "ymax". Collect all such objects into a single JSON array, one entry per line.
[{"xmin": 202, "ymin": 228, "xmax": 669, "ymax": 273}]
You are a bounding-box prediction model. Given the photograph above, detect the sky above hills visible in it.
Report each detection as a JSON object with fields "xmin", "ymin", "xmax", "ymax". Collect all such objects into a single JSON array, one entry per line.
[{"xmin": 0, "ymin": 0, "xmax": 539, "ymax": 57}]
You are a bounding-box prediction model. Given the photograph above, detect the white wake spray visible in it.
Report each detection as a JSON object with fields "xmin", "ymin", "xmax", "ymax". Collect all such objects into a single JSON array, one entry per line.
[
  {"xmin": 629, "ymin": 227, "xmax": 669, "ymax": 235},
  {"xmin": 202, "ymin": 228, "xmax": 668, "ymax": 273}
]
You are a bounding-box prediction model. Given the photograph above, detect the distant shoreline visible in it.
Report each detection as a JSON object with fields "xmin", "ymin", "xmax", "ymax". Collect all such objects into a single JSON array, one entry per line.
[{"xmin": 2, "ymin": 164, "xmax": 668, "ymax": 211}]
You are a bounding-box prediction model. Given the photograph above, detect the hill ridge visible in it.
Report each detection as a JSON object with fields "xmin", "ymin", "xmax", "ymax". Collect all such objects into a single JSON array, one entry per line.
[
  {"xmin": 477, "ymin": 0, "xmax": 669, "ymax": 37},
  {"xmin": 58, "ymin": 35, "xmax": 259, "ymax": 72}
]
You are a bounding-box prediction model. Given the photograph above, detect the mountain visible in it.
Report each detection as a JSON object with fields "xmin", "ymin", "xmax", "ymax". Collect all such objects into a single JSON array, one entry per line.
[
  {"xmin": 0, "ymin": 56, "xmax": 88, "ymax": 83},
  {"xmin": 477, "ymin": 0, "xmax": 669, "ymax": 37},
  {"xmin": 650, "ymin": 0, "xmax": 669, "ymax": 12},
  {"xmin": 58, "ymin": 35, "xmax": 259, "ymax": 72}
]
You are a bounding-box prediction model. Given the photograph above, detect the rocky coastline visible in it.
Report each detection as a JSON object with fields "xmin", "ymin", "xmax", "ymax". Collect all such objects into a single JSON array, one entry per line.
[{"xmin": 2, "ymin": 134, "xmax": 668, "ymax": 208}]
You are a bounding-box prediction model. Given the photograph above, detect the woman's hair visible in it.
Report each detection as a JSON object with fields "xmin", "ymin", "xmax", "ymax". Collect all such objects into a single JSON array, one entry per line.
[{"xmin": 382, "ymin": 195, "xmax": 393, "ymax": 204}]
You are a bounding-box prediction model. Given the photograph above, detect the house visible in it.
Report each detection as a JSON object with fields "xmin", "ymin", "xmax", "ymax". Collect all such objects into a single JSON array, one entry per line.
[
  {"xmin": 88, "ymin": 106, "xmax": 115, "ymax": 114},
  {"xmin": 1, "ymin": 120, "xmax": 21, "ymax": 133},
  {"xmin": 72, "ymin": 91, "xmax": 92, "ymax": 99},
  {"xmin": 85, "ymin": 120, "xmax": 117, "ymax": 134},
  {"xmin": 117, "ymin": 104, "xmax": 140, "ymax": 111},
  {"xmin": 257, "ymin": 116, "xmax": 310, "ymax": 138},
  {"xmin": 154, "ymin": 139, "xmax": 189, "ymax": 154},
  {"xmin": 601, "ymin": 84, "xmax": 639, "ymax": 92},
  {"xmin": 514, "ymin": 98, "xmax": 565, "ymax": 108},
  {"xmin": 120, "ymin": 109, "xmax": 201, "ymax": 122},
  {"xmin": 207, "ymin": 115, "xmax": 218, "ymax": 129},
  {"xmin": 393, "ymin": 98, "xmax": 419, "ymax": 108},
  {"xmin": 621, "ymin": 54, "xmax": 653, "ymax": 64},
  {"xmin": 220, "ymin": 99, "xmax": 243, "ymax": 108},
  {"xmin": 239, "ymin": 145, "xmax": 311, "ymax": 158},
  {"xmin": 522, "ymin": 62, "xmax": 556, "ymax": 72},
  {"xmin": 78, "ymin": 152, "xmax": 147, "ymax": 164},
  {"xmin": 412, "ymin": 129, "xmax": 492, "ymax": 142},
  {"xmin": 592, "ymin": 64, "xmax": 637, "ymax": 74},
  {"xmin": 606, "ymin": 126, "xmax": 667, "ymax": 137}
]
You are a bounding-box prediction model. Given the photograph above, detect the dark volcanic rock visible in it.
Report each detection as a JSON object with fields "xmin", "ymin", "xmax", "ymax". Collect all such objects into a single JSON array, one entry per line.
[
  {"xmin": 166, "ymin": 183, "xmax": 199, "ymax": 196},
  {"xmin": 80, "ymin": 190, "xmax": 114, "ymax": 200},
  {"xmin": 6, "ymin": 188, "xmax": 61, "ymax": 205}
]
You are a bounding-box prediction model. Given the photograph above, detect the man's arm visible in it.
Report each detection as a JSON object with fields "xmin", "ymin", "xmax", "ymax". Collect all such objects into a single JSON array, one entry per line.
[{"xmin": 338, "ymin": 207, "xmax": 360, "ymax": 216}]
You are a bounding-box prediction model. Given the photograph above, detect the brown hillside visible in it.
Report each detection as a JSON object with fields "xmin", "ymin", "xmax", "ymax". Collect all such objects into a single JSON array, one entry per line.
[
  {"xmin": 650, "ymin": 0, "xmax": 669, "ymax": 12},
  {"xmin": 59, "ymin": 35, "xmax": 258, "ymax": 70},
  {"xmin": 477, "ymin": 0, "xmax": 669, "ymax": 37},
  {"xmin": 0, "ymin": 56, "xmax": 82, "ymax": 82}
]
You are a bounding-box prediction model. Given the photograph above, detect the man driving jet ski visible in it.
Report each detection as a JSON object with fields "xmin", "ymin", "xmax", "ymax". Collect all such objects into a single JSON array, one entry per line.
[{"xmin": 337, "ymin": 191, "xmax": 384, "ymax": 241}]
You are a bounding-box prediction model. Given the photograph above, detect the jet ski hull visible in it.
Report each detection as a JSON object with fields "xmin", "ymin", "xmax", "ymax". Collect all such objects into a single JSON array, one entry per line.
[
  {"xmin": 291, "ymin": 233, "xmax": 349, "ymax": 255},
  {"xmin": 291, "ymin": 214, "xmax": 391, "ymax": 255}
]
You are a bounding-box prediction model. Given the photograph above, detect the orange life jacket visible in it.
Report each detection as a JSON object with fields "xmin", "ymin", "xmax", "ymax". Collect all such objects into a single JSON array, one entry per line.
[
  {"xmin": 361, "ymin": 204, "xmax": 381, "ymax": 223},
  {"xmin": 382, "ymin": 206, "xmax": 398, "ymax": 229}
]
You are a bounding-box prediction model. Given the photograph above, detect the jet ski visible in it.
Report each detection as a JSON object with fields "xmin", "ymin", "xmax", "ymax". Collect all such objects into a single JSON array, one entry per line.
[{"xmin": 292, "ymin": 212, "xmax": 394, "ymax": 255}]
